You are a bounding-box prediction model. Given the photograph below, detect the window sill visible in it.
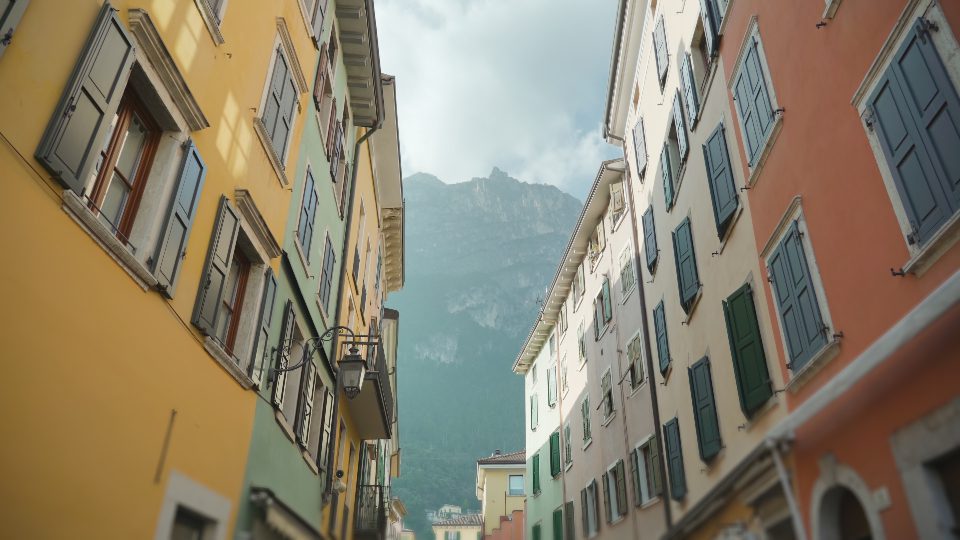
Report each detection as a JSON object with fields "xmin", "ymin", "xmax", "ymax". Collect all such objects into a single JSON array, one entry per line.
[
  {"xmin": 745, "ymin": 112, "xmax": 784, "ymax": 188},
  {"xmin": 301, "ymin": 449, "xmax": 319, "ymax": 475},
  {"xmin": 601, "ymin": 411, "xmax": 617, "ymax": 427},
  {"xmin": 901, "ymin": 210, "xmax": 960, "ymax": 277},
  {"xmin": 639, "ymin": 496, "xmax": 661, "ymax": 510},
  {"xmin": 681, "ymin": 288, "xmax": 703, "ymax": 324},
  {"xmin": 785, "ymin": 338, "xmax": 842, "ymax": 394},
  {"xmin": 697, "ymin": 60, "xmax": 720, "ymax": 115},
  {"xmin": 823, "ymin": 0, "xmax": 842, "ymax": 19},
  {"xmin": 202, "ymin": 336, "xmax": 255, "ymax": 390},
  {"xmin": 293, "ymin": 238, "xmax": 314, "ymax": 277},
  {"xmin": 253, "ymin": 117, "xmax": 290, "ymax": 187},
  {"xmin": 596, "ymin": 322, "xmax": 612, "ymax": 341},
  {"xmin": 715, "ymin": 206, "xmax": 745, "ymax": 255},
  {"xmin": 578, "ymin": 358, "xmax": 587, "ymax": 371},
  {"xmin": 274, "ymin": 408, "xmax": 297, "ymax": 444},
  {"xmin": 583, "ymin": 438, "xmax": 593, "ymax": 451},
  {"xmin": 667, "ymin": 162, "xmax": 690, "ymax": 212},
  {"xmin": 739, "ymin": 394, "xmax": 780, "ymax": 432},
  {"xmin": 314, "ymin": 296, "xmax": 331, "ymax": 329},
  {"xmin": 62, "ymin": 190, "xmax": 159, "ymax": 292},
  {"xmin": 192, "ymin": 0, "xmax": 225, "ymax": 45},
  {"xmin": 620, "ymin": 285, "xmax": 636, "ymax": 304},
  {"xmin": 660, "ymin": 362, "xmax": 674, "ymax": 385},
  {"xmin": 565, "ymin": 462, "xmax": 573, "ymax": 472},
  {"xmin": 627, "ymin": 380, "xmax": 647, "ymax": 399}
]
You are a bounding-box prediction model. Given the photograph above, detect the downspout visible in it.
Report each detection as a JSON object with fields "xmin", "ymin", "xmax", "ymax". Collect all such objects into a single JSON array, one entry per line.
[
  {"xmin": 618, "ymin": 136, "xmax": 672, "ymax": 529},
  {"xmin": 766, "ymin": 438, "xmax": 807, "ymax": 540}
]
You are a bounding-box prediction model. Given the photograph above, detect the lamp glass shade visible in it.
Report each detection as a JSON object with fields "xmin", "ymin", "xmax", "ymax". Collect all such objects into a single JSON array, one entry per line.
[{"xmin": 341, "ymin": 350, "xmax": 366, "ymax": 399}]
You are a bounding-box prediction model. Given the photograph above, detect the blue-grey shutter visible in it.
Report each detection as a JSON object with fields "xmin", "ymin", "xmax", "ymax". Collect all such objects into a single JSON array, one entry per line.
[
  {"xmin": 272, "ymin": 300, "xmax": 296, "ymax": 410},
  {"xmin": 868, "ymin": 18, "xmax": 960, "ymax": 245},
  {"xmin": 633, "ymin": 117, "xmax": 647, "ymax": 175},
  {"xmin": 643, "ymin": 207, "xmax": 659, "ymax": 271},
  {"xmin": 703, "ymin": 123, "xmax": 738, "ymax": 237},
  {"xmin": 601, "ymin": 278, "xmax": 612, "ymax": 322},
  {"xmin": 298, "ymin": 169, "xmax": 318, "ymax": 256},
  {"xmin": 654, "ymin": 15, "xmax": 668, "ymax": 87},
  {"xmin": 295, "ymin": 359, "xmax": 316, "ymax": 446},
  {"xmin": 663, "ymin": 418, "xmax": 686, "ymax": 500},
  {"xmin": 648, "ymin": 435, "xmax": 662, "ymax": 496},
  {"xmin": 688, "ymin": 357, "xmax": 721, "ymax": 460},
  {"xmin": 654, "ymin": 301, "xmax": 670, "ymax": 373},
  {"xmin": 734, "ymin": 38, "xmax": 775, "ymax": 165},
  {"xmin": 768, "ymin": 221, "xmax": 826, "ymax": 370},
  {"xmin": 311, "ymin": 0, "xmax": 328, "ymax": 42},
  {"xmin": 723, "ymin": 283, "xmax": 772, "ymax": 416},
  {"xmin": 36, "ymin": 2, "xmax": 135, "ymax": 193},
  {"xmin": 250, "ymin": 268, "xmax": 278, "ymax": 387},
  {"xmin": 320, "ymin": 237, "xmax": 336, "ymax": 311},
  {"xmin": 192, "ymin": 196, "xmax": 240, "ymax": 336},
  {"xmin": 601, "ymin": 472, "xmax": 612, "ymax": 523},
  {"xmin": 615, "ymin": 460, "xmax": 628, "ymax": 515},
  {"xmin": 672, "ymin": 218, "xmax": 700, "ymax": 312},
  {"xmin": 581, "ymin": 489, "xmax": 589, "ymax": 536},
  {"xmin": 673, "ymin": 92, "xmax": 689, "ymax": 159},
  {"xmin": 698, "ymin": 0, "xmax": 716, "ymax": 57},
  {"xmin": 680, "ymin": 54, "xmax": 700, "ymax": 126},
  {"xmin": 316, "ymin": 387, "xmax": 334, "ymax": 472},
  {"xmin": 0, "ymin": 0, "xmax": 30, "ymax": 58},
  {"xmin": 262, "ymin": 48, "xmax": 286, "ymax": 147},
  {"xmin": 276, "ymin": 76, "xmax": 298, "ymax": 159},
  {"xmin": 661, "ymin": 144, "xmax": 675, "ymax": 209},
  {"xmin": 153, "ymin": 141, "xmax": 207, "ymax": 296}
]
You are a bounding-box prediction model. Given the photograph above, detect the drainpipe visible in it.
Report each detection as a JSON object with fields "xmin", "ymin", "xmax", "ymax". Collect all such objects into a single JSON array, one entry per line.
[
  {"xmin": 617, "ymin": 136, "xmax": 672, "ymax": 530},
  {"xmin": 766, "ymin": 438, "xmax": 807, "ymax": 540}
]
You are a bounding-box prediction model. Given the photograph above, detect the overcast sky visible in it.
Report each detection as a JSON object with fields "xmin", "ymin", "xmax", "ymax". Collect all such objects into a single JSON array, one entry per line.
[{"xmin": 376, "ymin": 0, "xmax": 621, "ymax": 199}]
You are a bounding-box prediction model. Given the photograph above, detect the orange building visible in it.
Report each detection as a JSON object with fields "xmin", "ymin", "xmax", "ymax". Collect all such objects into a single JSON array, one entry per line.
[{"xmin": 714, "ymin": 0, "xmax": 960, "ymax": 537}]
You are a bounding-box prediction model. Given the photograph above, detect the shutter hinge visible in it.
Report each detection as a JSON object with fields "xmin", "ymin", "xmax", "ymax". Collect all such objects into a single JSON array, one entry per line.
[
  {"xmin": 1, "ymin": 29, "xmax": 13, "ymax": 47},
  {"xmin": 863, "ymin": 107, "xmax": 876, "ymax": 131},
  {"xmin": 906, "ymin": 224, "xmax": 919, "ymax": 245},
  {"xmin": 918, "ymin": 18, "xmax": 939, "ymax": 43},
  {"xmin": 64, "ymin": 97, "xmax": 77, "ymax": 118}
]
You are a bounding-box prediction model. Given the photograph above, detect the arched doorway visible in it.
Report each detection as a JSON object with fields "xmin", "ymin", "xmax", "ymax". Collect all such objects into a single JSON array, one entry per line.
[{"xmin": 818, "ymin": 486, "xmax": 873, "ymax": 540}]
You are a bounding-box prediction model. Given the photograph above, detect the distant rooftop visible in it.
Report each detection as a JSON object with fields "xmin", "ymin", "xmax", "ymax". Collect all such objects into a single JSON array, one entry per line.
[
  {"xmin": 477, "ymin": 449, "xmax": 525, "ymax": 465},
  {"xmin": 433, "ymin": 514, "xmax": 483, "ymax": 528}
]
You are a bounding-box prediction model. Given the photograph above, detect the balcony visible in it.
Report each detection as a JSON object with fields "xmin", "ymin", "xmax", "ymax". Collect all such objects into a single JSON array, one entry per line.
[
  {"xmin": 346, "ymin": 336, "xmax": 394, "ymax": 440},
  {"xmin": 354, "ymin": 484, "xmax": 389, "ymax": 539}
]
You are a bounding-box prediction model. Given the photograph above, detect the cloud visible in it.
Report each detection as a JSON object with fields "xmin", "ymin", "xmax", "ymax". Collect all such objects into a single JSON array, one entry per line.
[{"xmin": 377, "ymin": 0, "xmax": 621, "ymax": 198}]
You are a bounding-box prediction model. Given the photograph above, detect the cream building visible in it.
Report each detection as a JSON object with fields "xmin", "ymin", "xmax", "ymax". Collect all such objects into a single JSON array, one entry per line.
[
  {"xmin": 475, "ymin": 450, "xmax": 525, "ymax": 536},
  {"xmin": 431, "ymin": 514, "xmax": 482, "ymax": 540}
]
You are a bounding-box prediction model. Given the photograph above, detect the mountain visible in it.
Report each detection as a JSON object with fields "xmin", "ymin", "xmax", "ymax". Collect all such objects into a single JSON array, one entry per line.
[{"xmin": 389, "ymin": 168, "xmax": 582, "ymax": 539}]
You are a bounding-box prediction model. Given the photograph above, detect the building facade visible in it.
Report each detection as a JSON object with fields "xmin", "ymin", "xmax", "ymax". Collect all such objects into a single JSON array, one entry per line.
[{"xmin": 475, "ymin": 450, "xmax": 526, "ymax": 537}]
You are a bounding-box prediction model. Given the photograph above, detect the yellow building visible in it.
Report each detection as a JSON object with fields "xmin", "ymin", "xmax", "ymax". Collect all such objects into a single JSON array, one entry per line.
[
  {"xmin": 475, "ymin": 450, "xmax": 526, "ymax": 537},
  {"xmin": 432, "ymin": 515, "xmax": 483, "ymax": 540},
  {"xmin": 0, "ymin": 0, "xmax": 320, "ymax": 536}
]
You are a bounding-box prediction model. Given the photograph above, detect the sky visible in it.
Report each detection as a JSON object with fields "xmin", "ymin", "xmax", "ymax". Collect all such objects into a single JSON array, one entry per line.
[{"xmin": 376, "ymin": 0, "xmax": 622, "ymax": 199}]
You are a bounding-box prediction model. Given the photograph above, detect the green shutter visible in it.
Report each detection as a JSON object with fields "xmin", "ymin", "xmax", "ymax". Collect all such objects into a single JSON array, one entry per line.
[
  {"xmin": 272, "ymin": 301, "xmax": 296, "ymax": 410},
  {"xmin": 0, "ymin": 0, "xmax": 31, "ymax": 58},
  {"xmin": 601, "ymin": 278, "xmax": 612, "ymax": 322},
  {"xmin": 703, "ymin": 123, "xmax": 739, "ymax": 237},
  {"xmin": 533, "ymin": 453, "xmax": 541, "ymax": 494},
  {"xmin": 532, "ymin": 524, "xmax": 541, "ymax": 540},
  {"xmin": 249, "ymin": 268, "xmax": 278, "ymax": 387},
  {"xmin": 553, "ymin": 507, "xmax": 564, "ymax": 540},
  {"xmin": 36, "ymin": 2, "xmax": 136, "ymax": 193},
  {"xmin": 661, "ymin": 144, "xmax": 675, "ymax": 209},
  {"xmin": 297, "ymin": 168, "xmax": 319, "ymax": 256},
  {"xmin": 153, "ymin": 141, "xmax": 207, "ymax": 296},
  {"xmin": 680, "ymin": 54, "xmax": 699, "ymax": 126},
  {"xmin": 673, "ymin": 92, "xmax": 689, "ymax": 159},
  {"xmin": 192, "ymin": 196, "xmax": 240, "ymax": 335},
  {"xmin": 688, "ymin": 357, "xmax": 722, "ymax": 460},
  {"xmin": 550, "ymin": 431, "xmax": 561, "ymax": 477},
  {"xmin": 633, "ymin": 117, "xmax": 647, "ymax": 175},
  {"xmin": 663, "ymin": 418, "xmax": 687, "ymax": 500},
  {"xmin": 723, "ymin": 283, "xmax": 773, "ymax": 415},
  {"xmin": 643, "ymin": 207, "xmax": 658, "ymax": 271},
  {"xmin": 672, "ymin": 218, "xmax": 700, "ymax": 312},
  {"xmin": 654, "ymin": 301, "xmax": 670, "ymax": 373}
]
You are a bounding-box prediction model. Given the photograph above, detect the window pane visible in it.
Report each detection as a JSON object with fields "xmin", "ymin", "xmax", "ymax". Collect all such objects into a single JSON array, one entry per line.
[
  {"xmin": 171, "ymin": 507, "xmax": 207, "ymax": 540},
  {"xmin": 114, "ymin": 113, "xmax": 149, "ymax": 180},
  {"xmin": 98, "ymin": 176, "xmax": 129, "ymax": 228}
]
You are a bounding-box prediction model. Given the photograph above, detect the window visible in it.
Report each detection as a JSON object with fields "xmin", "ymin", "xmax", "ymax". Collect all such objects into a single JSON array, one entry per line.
[
  {"xmin": 653, "ymin": 301, "xmax": 671, "ymax": 374},
  {"xmin": 560, "ymin": 355, "xmax": 569, "ymax": 393},
  {"xmin": 532, "ymin": 363, "xmax": 538, "ymax": 384},
  {"xmin": 642, "ymin": 207, "xmax": 659, "ymax": 272},
  {"xmin": 549, "ymin": 333, "xmax": 557, "ymax": 360},
  {"xmin": 563, "ymin": 422, "xmax": 573, "ymax": 466},
  {"xmin": 581, "ymin": 396, "xmax": 592, "ymax": 444},
  {"xmin": 732, "ymin": 24, "xmax": 778, "ymax": 167},
  {"xmin": 550, "ymin": 430, "xmax": 562, "ymax": 477},
  {"xmin": 703, "ymin": 123, "xmax": 739, "ymax": 238},
  {"xmin": 213, "ymin": 248, "xmax": 251, "ymax": 355},
  {"xmin": 610, "ymin": 181, "xmax": 626, "ymax": 224},
  {"xmin": 301, "ymin": 0, "xmax": 328, "ymax": 41},
  {"xmin": 600, "ymin": 371, "xmax": 614, "ymax": 420},
  {"xmin": 0, "ymin": 0, "xmax": 29, "ymax": 58},
  {"xmin": 633, "ymin": 117, "xmax": 647, "ymax": 177},
  {"xmin": 533, "ymin": 453, "xmax": 541, "ymax": 495},
  {"xmin": 577, "ymin": 322, "xmax": 587, "ymax": 363},
  {"xmin": 530, "ymin": 393, "xmax": 539, "ymax": 430},
  {"xmin": 552, "ymin": 507, "xmax": 564, "ymax": 540},
  {"xmin": 631, "ymin": 437, "xmax": 662, "ymax": 505},
  {"xmin": 294, "ymin": 359, "xmax": 318, "ymax": 447},
  {"xmin": 547, "ymin": 365, "xmax": 557, "ymax": 407},
  {"xmin": 574, "ymin": 263, "xmax": 586, "ymax": 305},
  {"xmin": 581, "ymin": 480, "xmax": 600, "ymax": 537},
  {"xmin": 593, "ymin": 277, "xmax": 613, "ymax": 339},
  {"xmin": 171, "ymin": 506, "xmax": 212, "ymax": 540},
  {"xmin": 311, "ymin": 387, "xmax": 336, "ymax": 488},
  {"xmin": 619, "ymin": 247, "xmax": 636, "ymax": 296},
  {"xmin": 445, "ymin": 532, "xmax": 462, "ymax": 540},
  {"xmin": 688, "ymin": 357, "xmax": 722, "ymax": 461},
  {"xmin": 672, "ymin": 217, "xmax": 700, "ymax": 313},
  {"xmin": 661, "ymin": 92, "xmax": 689, "ymax": 210},
  {"xmin": 558, "ymin": 300, "xmax": 568, "ymax": 336},
  {"xmin": 866, "ymin": 17, "xmax": 960, "ymax": 248},
  {"xmin": 653, "ymin": 15, "xmax": 668, "ymax": 90},
  {"xmin": 531, "ymin": 524, "xmax": 541, "ymax": 540},
  {"xmin": 663, "ymin": 418, "xmax": 687, "ymax": 500},
  {"xmin": 767, "ymin": 220, "xmax": 828, "ymax": 371},
  {"xmin": 602, "ymin": 460, "xmax": 628, "ymax": 523},
  {"xmin": 564, "ymin": 501, "xmax": 576, "ymax": 540},
  {"xmin": 508, "ymin": 475, "xmax": 524, "ymax": 496},
  {"xmin": 697, "ymin": 0, "xmax": 726, "ymax": 63},
  {"xmin": 271, "ymin": 303, "xmax": 302, "ymax": 419},
  {"xmin": 723, "ymin": 283, "xmax": 773, "ymax": 416},
  {"xmin": 259, "ymin": 43, "xmax": 300, "ymax": 168},
  {"xmin": 627, "ymin": 332, "xmax": 644, "ymax": 389},
  {"xmin": 318, "ymin": 235, "xmax": 336, "ymax": 313},
  {"xmin": 588, "ymin": 220, "xmax": 606, "ymax": 265},
  {"xmin": 679, "ymin": 53, "xmax": 700, "ymax": 126},
  {"xmin": 297, "ymin": 168, "xmax": 319, "ymax": 257}
]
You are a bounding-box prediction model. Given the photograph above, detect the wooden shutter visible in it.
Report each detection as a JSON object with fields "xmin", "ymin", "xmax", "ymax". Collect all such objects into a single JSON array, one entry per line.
[
  {"xmin": 703, "ymin": 123, "xmax": 738, "ymax": 237},
  {"xmin": 295, "ymin": 360, "xmax": 317, "ymax": 446},
  {"xmin": 192, "ymin": 196, "xmax": 240, "ymax": 335},
  {"xmin": 614, "ymin": 460, "xmax": 627, "ymax": 516},
  {"xmin": 298, "ymin": 169, "xmax": 318, "ymax": 254},
  {"xmin": 601, "ymin": 278, "xmax": 612, "ymax": 323},
  {"xmin": 36, "ymin": 2, "xmax": 135, "ymax": 193},
  {"xmin": 153, "ymin": 141, "xmax": 207, "ymax": 296},
  {"xmin": 550, "ymin": 431, "xmax": 561, "ymax": 476},
  {"xmin": 275, "ymin": 74, "xmax": 298, "ymax": 160},
  {"xmin": 531, "ymin": 394, "xmax": 538, "ymax": 428},
  {"xmin": 564, "ymin": 501, "xmax": 575, "ymax": 540},
  {"xmin": 698, "ymin": 0, "xmax": 716, "ymax": 57},
  {"xmin": 548, "ymin": 366, "xmax": 557, "ymax": 406},
  {"xmin": 672, "ymin": 218, "xmax": 700, "ymax": 311},
  {"xmin": 680, "ymin": 54, "xmax": 699, "ymax": 126},
  {"xmin": 661, "ymin": 144, "xmax": 674, "ymax": 209},
  {"xmin": 868, "ymin": 19, "xmax": 960, "ymax": 244},
  {"xmin": 581, "ymin": 488, "xmax": 589, "ymax": 537},
  {"xmin": 630, "ymin": 449, "xmax": 641, "ymax": 506},
  {"xmin": 311, "ymin": 0, "xmax": 328, "ymax": 42},
  {"xmin": 601, "ymin": 472, "xmax": 612, "ymax": 523},
  {"xmin": 648, "ymin": 436, "xmax": 663, "ymax": 496},
  {"xmin": 250, "ymin": 267, "xmax": 278, "ymax": 387},
  {"xmin": 688, "ymin": 357, "xmax": 722, "ymax": 460},
  {"xmin": 643, "ymin": 207, "xmax": 658, "ymax": 270},
  {"xmin": 609, "ymin": 181, "xmax": 625, "ymax": 215},
  {"xmin": 581, "ymin": 397, "xmax": 591, "ymax": 441},
  {"xmin": 735, "ymin": 38, "xmax": 775, "ymax": 165},
  {"xmin": 272, "ymin": 301, "xmax": 296, "ymax": 410},
  {"xmin": 767, "ymin": 221, "xmax": 826, "ymax": 370},
  {"xmin": 320, "ymin": 237, "xmax": 336, "ymax": 311},
  {"xmin": 325, "ymin": 97, "xmax": 338, "ymax": 156},
  {"xmin": 654, "ymin": 15, "xmax": 668, "ymax": 85},
  {"xmin": 654, "ymin": 301, "xmax": 670, "ymax": 373},
  {"xmin": 533, "ymin": 453, "xmax": 541, "ymax": 494},
  {"xmin": 0, "ymin": 0, "xmax": 30, "ymax": 58},
  {"xmin": 673, "ymin": 92, "xmax": 689, "ymax": 159},
  {"xmin": 723, "ymin": 283, "xmax": 772, "ymax": 415},
  {"xmin": 553, "ymin": 507, "xmax": 563, "ymax": 540},
  {"xmin": 263, "ymin": 48, "xmax": 287, "ymax": 147},
  {"xmin": 313, "ymin": 44, "xmax": 328, "ymax": 109},
  {"xmin": 633, "ymin": 117, "xmax": 647, "ymax": 175},
  {"xmin": 316, "ymin": 388, "xmax": 335, "ymax": 472},
  {"xmin": 663, "ymin": 418, "xmax": 687, "ymax": 500}
]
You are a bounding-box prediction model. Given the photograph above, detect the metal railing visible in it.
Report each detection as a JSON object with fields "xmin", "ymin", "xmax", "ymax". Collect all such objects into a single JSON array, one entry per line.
[{"xmin": 355, "ymin": 484, "xmax": 389, "ymax": 534}]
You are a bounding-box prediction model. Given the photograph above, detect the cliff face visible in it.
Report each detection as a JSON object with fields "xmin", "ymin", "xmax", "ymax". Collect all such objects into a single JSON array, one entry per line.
[{"xmin": 389, "ymin": 169, "xmax": 581, "ymax": 538}]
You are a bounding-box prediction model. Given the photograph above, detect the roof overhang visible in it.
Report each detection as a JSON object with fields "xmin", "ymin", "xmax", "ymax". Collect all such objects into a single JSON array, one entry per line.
[
  {"xmin": 336, "ymin": 0, "xmax": 384, "ymax": 127},
  {"xmin": 512, "ymin": 159, "xmax": 625, "ymax": 375},
  {"xmin": 603, "ymin": 0, "xmax": 646, "ymax": 142},
  {"xmin": 371, "ymin": 75, "xmax": 404, "ymax": 294}
]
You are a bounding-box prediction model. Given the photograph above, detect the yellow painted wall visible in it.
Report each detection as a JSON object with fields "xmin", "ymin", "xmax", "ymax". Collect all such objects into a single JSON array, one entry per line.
[
  {"xmin": 0, "ymin": 0, "xmax": 318, "ymax": 536},
  {"xmin": 479, "ymin": 468, "xmax": 525, "ymax": 535}
]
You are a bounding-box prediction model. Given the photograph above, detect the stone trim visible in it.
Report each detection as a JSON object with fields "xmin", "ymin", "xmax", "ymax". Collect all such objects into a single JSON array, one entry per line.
[
  {"xmin": 234, "ymin": 189, "xmax": 282, "ymax": 260},
  {"xmin": 154, "ymin": 470, "xmax": 231, "ymax": 540},
  {"xmin": 203, "ymin": 337, "xmax": 254, "ymax": 390}
]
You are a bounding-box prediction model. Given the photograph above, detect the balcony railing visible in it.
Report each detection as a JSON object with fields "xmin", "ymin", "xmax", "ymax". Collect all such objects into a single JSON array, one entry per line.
[{"xmin": 355, "ymin": 484, "xmax": 389, "ymax": 536}]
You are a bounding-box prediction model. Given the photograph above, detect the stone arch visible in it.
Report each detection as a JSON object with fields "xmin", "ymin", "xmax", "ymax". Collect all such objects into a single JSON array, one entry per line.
[{"xmin": 810, "ymin": 456, "xmax": 885, "ymax": 540}]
